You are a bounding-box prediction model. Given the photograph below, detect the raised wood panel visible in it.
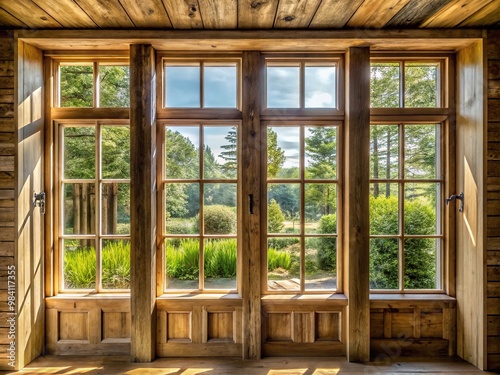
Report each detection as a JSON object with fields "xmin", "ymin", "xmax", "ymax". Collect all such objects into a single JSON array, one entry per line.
[
  {"xmin": 59, "ymin": 312, "xmax": 88, "ymax": 340},
  {"xmin": 421, "ymin": 310, "xmax": 444, "ymax": 338},
  {"xmin": 207, "ymin": 312, "xmax": 233, "ymax": 341},
  {"xmin": 167, "ymin": 312, "xmax": 191, "ymax": 341},
  {"xmin": 310, "ymin": 0, "xmax": 364, "ymax": 28},
  {"xmin": 292, "ymin": 312, "xmax": 314, "ymax": 343},
  {"xmin": 371, "ymin": 311, "xmax": 384, "ymax": 338},
  {"xmin": 102, "ymin": 312, "xmax": 130, "ymax": 340},
  {"xmin": 391, "ymin": 310, "xmax": 414, "ymax": 339},
  {"xmin": 315, "ymin": 312, "xmax": 340, "ymax": 341},
  {"xmin": 266, "ymin": 313, "xmax": 292, "ymax": 341}
]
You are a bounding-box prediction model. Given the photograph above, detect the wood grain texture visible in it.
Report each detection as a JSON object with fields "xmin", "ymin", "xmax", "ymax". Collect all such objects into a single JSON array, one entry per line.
[
  {"xmin": 310, "ymin": 0, "xmax": 364, "ymax": 28},
  {"xmin": 274, "ymin": 0, "xmax": 321, "ymax": 28},
  {"xmin": 0, "ymin": 1, "xmax": 60, "ymax": 28},
  {"xmin": 130, "ymin": 44, "xmax": 157, "ymax": 362},
  {"xmin": 199, "ymin": 0, "xmax": 237, "ymax": 29},
  {"xmin": 386, "ymin": 0, "xmax": 451, "ymax": 28},
  {"xmin": 73, "ymin": 0, "xmax": 134, "ymax": 27},
  {"xmin": 119, "ymin": 0, "xmax": 172, "ymax": 28},
  {"xmin": 460, "ymin": 0, "xmax": 500, "ymax": 27},
  {"xmin": 344, "ymin": 47, "xmax": 370, "ymax": 362},
  {"xmin": 162, "ymin": 0, "xmax": 203, "ymax": 29},
  {"xmin": 347, "ymin": 0, "xmax": 411, "ymax": 28},
  {"xmin": 30, "ymin": 0, "xmax": 96, "ymax": 28},
  {"xmin": 422, "ymin": 0, "xmax": 494, "ymax": 28},
  {"xmin": 237, "ymin": 0, "xmax": 279, "ymax": 29},
  {"xmin": 0, "ymin": 8, "xmax": 27, "ymax": 28}
]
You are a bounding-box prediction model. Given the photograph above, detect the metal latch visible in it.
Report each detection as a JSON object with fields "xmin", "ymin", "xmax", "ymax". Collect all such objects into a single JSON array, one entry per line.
[
  {"xmin": 33, "ymin": 192, "xmax": 46, "ymax": 215},
  {"xmin": 446, "ymin": 192, "xmax": 464, "ymax": 212}
]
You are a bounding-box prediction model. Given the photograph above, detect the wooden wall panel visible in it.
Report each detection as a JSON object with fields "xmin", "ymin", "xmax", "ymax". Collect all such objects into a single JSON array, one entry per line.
[
  {"xmin": 0, "ymin": 31, "xmax": 14, "ymax": 371},
  {"xmin": 487, "ymin": 29, "xmax": 500, "ymax": 371},
  {"xmin": 45, "ymin": 298, "xmax": 130, "ymax": 355}
]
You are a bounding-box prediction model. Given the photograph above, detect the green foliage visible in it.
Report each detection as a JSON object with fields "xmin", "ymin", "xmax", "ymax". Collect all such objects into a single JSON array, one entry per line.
[
  {"xmin": 268, "ymin": 199, "xmax": 285, "ymax": 233},
  {"xmin": 99, "ymin": 65, "xmax": 130, "ymax": 107},
  {"xmin": 64, "ymin": 241, "xmax": 130, "ymax": 289},
  {"xmin": 165, "ymin": 219, "xmax": 195, "ymax": 234},
  {"xmin": 268, "ymin": 237, "xmax": 300, "ymax": 250},
  {"xmin": 194, "ymin": 205, "xmax": 236, "ymax": 235},
  {"xmin": 316, "ymin": 214, "xmax": 337, "ymax": 271},
  {"xmin": 60, "ymin": 64, "xmax": 93, "ymax": 107},
  {"xmin": 267, "ymin": 248, "xmax": 292, "ymax": 271},
  {"xmin": 166, "ymin": 240, "xmax": 200, "ymax": 280},
  {"xmin": 205, "ymin": 240, "xmax": 237, "ymax": 278},
  {"xmin": 369, "ymin": 196, "xmax": 437, "ymax": 289},
  {"xmin": 267, "ymin": 128, "xmax": 286, "ymax": 178},
  {"xmin": 219, "ymin": 127, "xmax": 238, "ymax": 177}
]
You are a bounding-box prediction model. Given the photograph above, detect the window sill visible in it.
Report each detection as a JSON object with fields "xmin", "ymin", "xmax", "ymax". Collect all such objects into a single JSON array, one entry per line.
[
  {"xmin": 157, "ymin": 293, "xmax": 242, "ymax": 300},
  {"xmin": 370, "ymin": 293, "xmax": 456, "ymax": 308},
  {"xmin": 261, "ymin": 294, "xmax": 348, "ymax": 305},
  {"xmin": 49, "ymin": 293, "xmax": 130, "ymax": 300}
]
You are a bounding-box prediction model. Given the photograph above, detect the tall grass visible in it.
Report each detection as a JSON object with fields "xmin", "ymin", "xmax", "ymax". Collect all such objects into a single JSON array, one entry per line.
[
  {"xmin": 267, "ymin": 248, "xmax": 291, "ymax": 271},
  {"xmin": 165, "ymin": 239, "xmax": 200, "ymax": 280},
  {"xmin": 64, "ymin": 247, "xmax": 96, "ymax": 289},
  {"xmin": 205, "ymin": 239, "xmax": 237, "ymax": 278}
]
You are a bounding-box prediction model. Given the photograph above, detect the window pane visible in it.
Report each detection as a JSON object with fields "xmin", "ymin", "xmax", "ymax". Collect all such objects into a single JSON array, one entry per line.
[
  {"xmin": 63, "ymin": 127, "xmax": 95, "ymax": 179},
  {"xmin": 102, "ymin": 239, "xmax": 130, "ymax": 289},
  {"xmin": 370, "ymin": 62, "xmax": 400, "ymax": 108},
  {"xmin": 60, "ymin": 64, "xmax": 93, "ymax": 107},
  {"xmin": 370, "ymin": 238, "xmax": 398, "ymax": 289},
  {"xmin": 305, "ymin": 126, "xmax": 337, "ymax": 179},
  {"xmin": 165, "ymin": 65, "xmax": 200, "ymax": 108},
  {"xmin": 165, "ymin": 127, "xmax": 199, "ymax": 179},
  {"xmin": 204, "ymin": 65, "xmax": 237, "ymax": 108},
  {"xmin": 102, "ymin": 126, "xmax": 130, "ymax": 179},
  {"xmin": 204, "ymin": 239, "xmax": 237, "ymax": 290},
  {"xmin": 63, "ymin": 239, "xmax": 96, "ymax": 289},
  {"xmin": 305, "ymin": 183, "xmax": 337, "ymax": 234},
  {"xmin": 404, "ymin": 124, "xmax": 438, "ymax": 179},
  {"xmin": 370, "ymin": 184, "xmax": 399, "ymax": 235},
  {"xmin": 268, "ymin": 127, "xmax": 299, "ymax": 179},
  {"xmin": 63, "ymin": 183, "xmax": 96, "ymax": 235},
  {"xmin": 267, "ymin": 237, "xmax": 300, "ymax": 291},
  {"xmin": 203, "ymin": 184, "xmax": 237, "ymax": 235},
  {"xmin": 305, "ymin": 237, "xmax": 337, "ymax": 290},
  {"xmin": 101, "ymin": 183, "xmax": 130, "ymax": 235},
  {"xmin": 204, "ymin": 126, "xmax": 237, "ymax": 179},
  {"xmin": 305, "ymin": 66, "xmax": 336, "ymax": 108},
  {"xmin": 268, "ymin": 183, "xmax": 300, "ymax": 234},
  {"xmin": 404, "ymin": 238, "xmax": 438, "ymax": 289},
  {"xmin": 99, "ymin": 65, "xmax": 130, "ymax": 107},
  {"xmin": 165, "ymin": 239, "xmax": 199, "ymax": 289},
  {"xmin": 404, "ymin": 183, "xmax": 439, "ymax": 235},
  {"xmin": 166, "ymin": 183, "xmax": 199, "ymax": 234},
  {"xmin": 405, "ymin": 63, "xmax": 439, "ymax": 108},
  {"xmin": 370, "ymin": 125, "xmax": 399, "ymax": 180},
  {"xmin": 267, "ymin": 66, "xmax": 300, "ymax": 108}
]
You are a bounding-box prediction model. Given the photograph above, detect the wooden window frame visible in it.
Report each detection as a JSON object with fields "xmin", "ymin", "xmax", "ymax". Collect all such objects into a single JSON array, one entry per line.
[
  {"xmin": 369, "ymin": 53, "xmax": 455, "ymax": 295},
  {"xmin": 55, "ymin": 119, "xmax": 131, "ymax": 294}
]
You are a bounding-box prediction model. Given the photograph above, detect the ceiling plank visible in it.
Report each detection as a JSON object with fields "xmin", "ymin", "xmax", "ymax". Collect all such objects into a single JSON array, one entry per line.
[
  {"xmin": 199, "ymin": 0, "xmax": 237, "ymax": 29},
  {"xmin": 30, "ymin": 0, "xmax": 96, "ymax": 28},
  {"xmin": 310, "ymin": 0, "xmax": 364, "ymax": 28},
  {"xmin": 0, "ymin": 1, "xmax": 61, "ymax": 28},
  {"xmin": 73, "ymin": 0, "xmax": 134, "ymax": 28},
  {"xmin": 460, "ymin": 0, "xmax": 500, "ymax": 27},
  {"xmin": 421, "ymin": 0, "xmax": 494, "ymax": 28},
  {"xmin": 347, "ymin": 0, "xmax": 411, "ymax": 28},
  {"xmin": 274, "ymin": 0, "xmax": 322, "ymax": 28},
  {"xmin": 162, "ymin": 0, "xmax": 203, "ymax": 29},
  {"xmin": 238, "ymin": 0, "xmax": 279, "ymax": 29},
  {"xmin": 119, "ymin": 0, "xmax": 172, "ymax": 28},
  {"xmin": 386, "ymin": 0, "xmax": 451, "ymax": 28},
  {"xmin": 0, "ymin": 8, "xmax": 27, "ymax": 28}
]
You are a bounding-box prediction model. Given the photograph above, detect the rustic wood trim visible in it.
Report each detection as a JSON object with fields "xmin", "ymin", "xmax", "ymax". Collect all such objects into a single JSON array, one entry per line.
[
  {"xmin": 130, "ymin": 44, "xmax": 157, "ymax": 362},
  {"xmin": 241, "ymin": 50, "xmax": 262, "ymax": 360},
  {"xmin": 344, "ymin": 47, "xmax": 371, "ymax": 362}
]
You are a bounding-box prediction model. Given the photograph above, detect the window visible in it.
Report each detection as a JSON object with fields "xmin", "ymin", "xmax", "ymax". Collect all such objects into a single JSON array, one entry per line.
[
  {"xmin": 370, "ymin": 60, "xmax": 442, "ymax": 108},
  {"xmin": 58, "ymin": 62, "xmax": 130, "ymax": 108},
  {"xmin": 162, "ymin": 123, "xmax": 239, "ymax": 291},
  {"xmin": 59, "ymin": 122, "xmax": 130, "ymax": 291},
  {"xmin": 265, "ymin": 60, "xmax": 338, "ymax": 109},
  {"xmin": 264, "ymin": 123, "xmax": 340, "ymax": 293},
  {"xmin": 163, "ymin": 60, "xmax": 239, "ymax": 109}
]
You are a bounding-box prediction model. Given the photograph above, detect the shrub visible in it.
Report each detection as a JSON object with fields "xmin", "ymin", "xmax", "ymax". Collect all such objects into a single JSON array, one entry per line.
[
  {"xmin": 166, "ymin": 239, "xmax": 199, "ymax": 280},
  {"xmin": 316, "ymin": 214, "xmax": 337, "ymax": 271},
  {"xmin": 205, "ymin": 239, "xmax": 237, "ymax": 278},
  {"xmin": 194, "ymin": 205, "xmax": 236, "ymax": 234},
  {"xmin": 166, "ymin": 219, "xmax": 195, "ymax": 234},
  {"xmin": 102, "ymin": 241, "xmax": 130, "ymax": 289},
  {"xmin": 268, "ymin": 237, "xmax": 299, "ymax": 250},
  {"xmin": 268, "ymin": 248, "xmax": 292, "ymax": 271},
  {"xmin": 268, "ymin": 199, "xmax": 285, "ymax": 233}
]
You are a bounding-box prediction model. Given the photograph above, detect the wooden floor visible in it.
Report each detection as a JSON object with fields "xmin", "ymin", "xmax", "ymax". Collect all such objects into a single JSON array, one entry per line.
[{"xmin": 3, "ymin": 356, "xmax": 497, "ymax": 374}]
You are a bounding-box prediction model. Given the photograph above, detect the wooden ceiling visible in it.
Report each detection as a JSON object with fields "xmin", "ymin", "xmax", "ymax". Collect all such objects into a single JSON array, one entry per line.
[{"xmin": 0, "ymin": 0, "xmax": 499, "ymax": 30}]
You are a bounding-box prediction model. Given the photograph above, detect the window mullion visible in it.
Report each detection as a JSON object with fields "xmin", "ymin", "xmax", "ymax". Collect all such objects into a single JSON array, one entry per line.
[
  {"xmin": 399, "ymin": 123, "xmax": 405, "ymax": 292},
  {"xmin": 96, "ymin": 122, "xmax": 102, "ymax": 292}
]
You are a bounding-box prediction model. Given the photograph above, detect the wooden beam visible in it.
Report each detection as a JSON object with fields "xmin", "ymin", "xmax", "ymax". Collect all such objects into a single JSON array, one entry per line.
[
  {"xmin": 344, "ymin": 47, "xmax": 370, "ymax": 363},
  {"xmin": 130, "ymin": 44, "xmax": 157, "ymax": 363},
  {"xmin": 240, "ymin": 50, "xmax": 262, "ymax": 360}
]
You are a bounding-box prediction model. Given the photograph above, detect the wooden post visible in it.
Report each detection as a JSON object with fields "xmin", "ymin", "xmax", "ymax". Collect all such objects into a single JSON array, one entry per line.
[
  {"xmin": 130, "ymin": 44, "xmax": 156, "ymax": 362},
  {"xmin": 241, "ymin": 51, "xmax": 262, "ymax": 359},
  {"xmin": 344, "ymin": 47, "xmax": 370, "ymax": 362}
]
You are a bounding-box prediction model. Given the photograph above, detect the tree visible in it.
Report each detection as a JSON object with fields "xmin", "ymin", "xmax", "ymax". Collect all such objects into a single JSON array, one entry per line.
[
  {"xmin": 267, "ymin": 128, "xmax": 286, "ymax": 178},
  {"xmin": 219, "ymin": 127, "xmax": 237, "ymax": 177},
  {"xmin": 268, "ymin": 199, "xmax": 285, "ymax": 233}
]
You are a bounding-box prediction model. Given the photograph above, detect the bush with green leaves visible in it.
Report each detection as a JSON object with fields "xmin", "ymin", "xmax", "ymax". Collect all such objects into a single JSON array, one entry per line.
[
  {"xmin": 194, "ymin": 205, "xmax": 236, "ymax": 234},
  {"xmin": 316, "ymin": 214, "xmax": 337, "ymax": 271},
  {"xmin": 267, "ymin": 248, "xmax": 292, "ymax": 271},
  {"xmin": 370, "ymin": 195, "xmax": 436, "ymax": 289},
  {"xmin": 268, "ymin": 199, "xmax": 285, "ymax": 233}
]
